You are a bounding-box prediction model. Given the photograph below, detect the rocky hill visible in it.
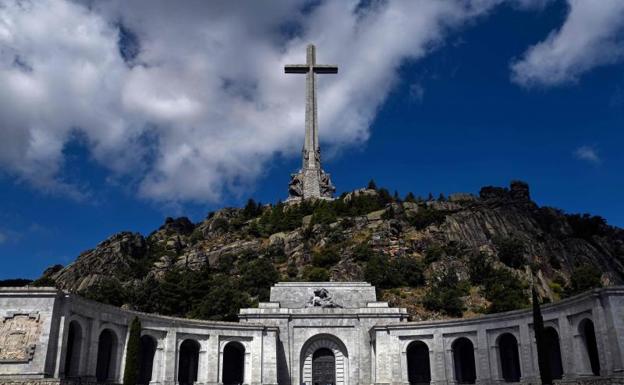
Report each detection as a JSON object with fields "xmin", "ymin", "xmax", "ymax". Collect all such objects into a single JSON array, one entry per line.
[{"xmin": 36, "ymin": 181, "xmax": 624, "ymax": 321}]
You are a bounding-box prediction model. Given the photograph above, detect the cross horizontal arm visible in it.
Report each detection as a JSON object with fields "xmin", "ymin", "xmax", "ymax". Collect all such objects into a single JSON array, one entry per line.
[
  {"xmin": 313, "ymin": 65, "xmax": 338, "ymax": 74},
  {"xmin": 285, "ymin": 65, "xmax": 309, "ymax": 74}
]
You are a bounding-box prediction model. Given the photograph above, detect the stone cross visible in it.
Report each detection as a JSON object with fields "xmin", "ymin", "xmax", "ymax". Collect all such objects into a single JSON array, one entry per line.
[{"xmin": 285, "ymin": 44, "xmax": 337, "ymax": 200}]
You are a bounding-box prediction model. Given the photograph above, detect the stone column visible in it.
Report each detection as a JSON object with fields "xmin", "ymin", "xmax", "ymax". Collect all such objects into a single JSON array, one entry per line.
[
  {"xmin": 53, "ymin": 309, "xmax": 69, "ymax": 378},
  {"xmin": 475, "ymin": 329, "xmax": 490, "ymax": 384},
  {"xmin": 518, "ymin": 322, "xmax": 537, "ymax": 382},
  {"xmin": 430, "ymin": 333, "xmax": 446, "ymax": 385},
  {"xmin": 373, "ymin": 330, "xmax": 392, "ymax": 385},
  {"xmin": 163, "ymin": 329, "xmax": 177, "ymax": 385},
  {"xmin": 558, "ymin": 315, "xmax": 575, "ymax": 379},
  {"xmin": 262, "ymin": 330, "xmax": 279, "ymax": 385},
  {"xmin": 205, "ymin": 334, "xmax": 220, "ymax": 385},
  {"xmin": 151, "ymin": 334, "xmax": 166, "ymax": 385},
  {"xmin": 85, "ymin": 319, "xmax": 101, "ymax": 381},
  {"xmin": 593, "ymin": 295, "xmax": 613, "ymax": 376}
]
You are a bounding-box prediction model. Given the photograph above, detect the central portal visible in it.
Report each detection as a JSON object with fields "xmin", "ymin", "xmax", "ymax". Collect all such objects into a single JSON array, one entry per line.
[{"xmin": 312, "ymin": 348, "xmax": 335, "ymax": 385}]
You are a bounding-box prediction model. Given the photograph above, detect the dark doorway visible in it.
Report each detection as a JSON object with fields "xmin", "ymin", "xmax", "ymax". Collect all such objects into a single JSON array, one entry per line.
[
  {"xmin": 178, "ymin": 339, "xmax": 200, "ymax": 385},
  {"xmin": 498, "ymin": 333, "xmax": 521, "ymax": 382},
  {"xmin": 64, "ymin": 321, "xmax": 82, "ymax": 378},
  {"xmin": 223, "ymin": 341, "xmax": 245, "ymax": 385},
  {"xmin": 452, "ymin": 338, "xmax": 476, "ymax": 384},
  {"xmin": 138, "ymin": 335, "xmax": 157, "ymax": 385},
  {"xmin": 407, "ymin": 341, "xmax": 430, "ymax": 384},
  {"xmin": 543, "ymin": 327, "xmax": 563, "ymax": 380},
  {"xmin": 580, "ymin": 319, "xmax": 601, "ymax": 375},
  {"xmin": 312, "ymin": 348, "xmax": 335, "ymax": 385},
  {"xmin": 96, "ymin": 329, "xmax": 117, "ymax": 382}
]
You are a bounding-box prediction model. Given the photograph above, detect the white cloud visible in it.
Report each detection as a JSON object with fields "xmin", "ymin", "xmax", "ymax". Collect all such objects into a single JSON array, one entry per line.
[
  {"xmin": 0, "ymin": 0, "xmax": 569, "ymax": 203},
  {"xmin": 511, "ymin": 0, "xmax": 624, "ymax": 87},
  {"xmin": 574, "ymin": 145, "xmax": 601, "ymax": 165}
]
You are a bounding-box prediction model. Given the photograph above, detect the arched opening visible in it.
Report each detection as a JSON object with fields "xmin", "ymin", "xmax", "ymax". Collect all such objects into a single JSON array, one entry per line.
[
  {"xmin": 498, "ymin": 333, "xmax": 521, "ymax": 382},
  {"xmin": 300, "ymin": 334, "xmax": 348, "ymax": 385},
  {"xmin": 407, "ymin": 341, "xmax": 430, "ymax": 385},
  {"xmin": 178, "ymin": 339, "xmax": 200, "ymax": 385},
  {"xmin": 543, "ymin": 327, "xmax": 563, "ymax": 380},
  {"xmin": 64, "ymin": 321, "xmax": 83, "ymax": 378},
  {"xmin": 579, "ymin": 319, "xmax": 601, "ymax": 376},
  {"xmin": 223, "ymin": 341, "xmax": 245, "ymax": 385},
  {"xmin": 96, "ymin": 329, "xmax": 118, "ymax": 382},
  {"xmin": 452, "ymin": 337, "xmax": 476, "ymax": 384},
  {"xmin": 312, "ymin": 348, "xmax": 335, "ymax": 385},
  {"xmin": 138, "ymin": 335, "xmax": 157, "ymax": 385}
]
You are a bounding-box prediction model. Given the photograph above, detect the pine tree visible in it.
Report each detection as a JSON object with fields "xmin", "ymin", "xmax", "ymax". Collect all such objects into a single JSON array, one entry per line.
[
  {"xmin": 532, "ymin": 287, "xmax": 552, "ymax": 385},
  {"xmin": 404, "ymin": 192, "xmax": 416, "ymax": 203},
  {"xmin": 367, "ymin": 179, "xmax": 377, "ymax": 190},
  {"xmin": 123, "ymin": 317, "xmax": 141, "ymax": 385}
]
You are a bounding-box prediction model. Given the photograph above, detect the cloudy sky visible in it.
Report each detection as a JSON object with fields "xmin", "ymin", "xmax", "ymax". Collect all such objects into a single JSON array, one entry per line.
[{"xmin": 1, "ymin": 0, "xmax": 624, "ymax": 278}]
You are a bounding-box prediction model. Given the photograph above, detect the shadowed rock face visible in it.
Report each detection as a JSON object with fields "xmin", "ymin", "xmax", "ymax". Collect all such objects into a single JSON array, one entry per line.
[{"xmin": 40, "ymin": 181, "xmax": 624, "ymax": 319}]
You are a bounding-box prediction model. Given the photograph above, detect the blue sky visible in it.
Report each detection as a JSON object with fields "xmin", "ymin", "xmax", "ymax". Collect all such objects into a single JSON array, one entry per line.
[{"xmin": 1, "ymin": 0, "xmax": 623, "ymax": 279}]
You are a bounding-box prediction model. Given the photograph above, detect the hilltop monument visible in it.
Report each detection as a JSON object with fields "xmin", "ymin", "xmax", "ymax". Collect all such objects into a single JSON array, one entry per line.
[{"xmin": 286, "ymin": 44, "xmax": 336, "ymax": 200}]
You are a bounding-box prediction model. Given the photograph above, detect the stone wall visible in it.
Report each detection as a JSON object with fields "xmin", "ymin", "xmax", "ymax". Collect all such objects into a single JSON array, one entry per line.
[{"xmin": 1, "ymin": 285, "xmax": 623, "ymax": 385}]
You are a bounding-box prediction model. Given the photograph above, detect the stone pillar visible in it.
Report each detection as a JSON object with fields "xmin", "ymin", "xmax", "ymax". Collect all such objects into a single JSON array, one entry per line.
[
  {"xmin": 197, "ymin": 337, "xmax": 210, "ymax": 385},
  {"xmin": 85, "ymin": 319, "xmax": 101, "ymax": 381},
  {"xmin": 373, "ymin": 330, "xmax": 392, "ymax": 385},
  {"xmin": 519, "ymin": 322, "xmax": 537, "ymax": 382},
  {"xmin": 205, "ymin": 334, "xmax": 220, "ymax": 385},
  {"xmin": 430, "ymin": 333, "xmax": 446, "ymax": 385},
  {"xmin": 53, "ymin": 310, "xmax": 69, "ymax": 378},
  {"xmin": 487, "ymin": 340, "xmax": 500, "ymax": 382},
  {"xmin": 151, "ymin": 334, "xmax": 166, "ymax": 385},
  {"xmin": 593, "ymin": 297, "xmax": 611, "ymax": 376},
  {"xmin": 558, "ymin": 315, "xmax": 575, "ymax": 379},
  {"xmin": 475, "ymin": 329, "xmax": 490, "ymax": 384},
  {"xmin": 262, "ymin": 330, "xmax": 279, "ymax": 385},
  {"xmin": 163, "ymin": 329, "xmax": 177, "ymax": 385}
]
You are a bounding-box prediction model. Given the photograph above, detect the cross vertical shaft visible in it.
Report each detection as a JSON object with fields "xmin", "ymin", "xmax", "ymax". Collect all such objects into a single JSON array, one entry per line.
[{"xmin": 285, "ymin": 44, "xmax": 338, "ymax": 200}]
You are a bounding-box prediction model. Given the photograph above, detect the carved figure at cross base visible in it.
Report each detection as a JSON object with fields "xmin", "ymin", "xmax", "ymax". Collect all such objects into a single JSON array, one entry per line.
[
  {"xmin": 306, "ymin": 288, "xmax": 342, "ymax": 308},
  {"xmin": 285, "ymin": 44, "xmax": 337, "ymax": 201}
]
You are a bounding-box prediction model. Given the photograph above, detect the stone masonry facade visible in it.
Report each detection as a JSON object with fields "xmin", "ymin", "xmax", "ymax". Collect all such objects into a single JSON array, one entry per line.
[{"xmin": 1, "ymin": 283, "xmax": 623, "ymax": 385}]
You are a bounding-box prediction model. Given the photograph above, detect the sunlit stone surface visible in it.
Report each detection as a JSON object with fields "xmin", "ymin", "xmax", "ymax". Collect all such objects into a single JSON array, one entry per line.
[{"xmin": 1, "ymin": 283, "xmax": 624, "ymax": 385}]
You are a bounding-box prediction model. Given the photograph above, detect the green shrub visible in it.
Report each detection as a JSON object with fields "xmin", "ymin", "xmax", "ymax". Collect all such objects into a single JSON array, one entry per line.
[
  {"xmin": 424, "ymin": 245, "xmax": 444, "ymax": 265},
  {"xmin": 240, "ymin": 258, "xmax": 280, "ymax": 301},
  {"xmin": 365, "ymin": 254, "xmax": 424, "ymax": 289},
  {"xmin": 423, "ymin": 267, "xmax": 468, "ymax": 317},
  {"xmin": 302, "ymin": 266, "xmax": 330, "ymax": 281},
  {"xmin": 408, "ymin": 207, "xmax": 447, "ymax": 230},
  {"xmin": 123, "ymin": 317, "xmax": 141, "ymax": 385},
  {"xmin": 564, "ymin": 264, "xmax": 602, "ymax": 297},
  {"xmin": 567, "ymin": 213, "xmax": 607, "ymax": 240},
  {"xmin": 352, "ymin": 243, "xmax": 374, "ymax": 262},
  {"xmin": 287, "ymin": 262, "xmax": 298, "ymax": 278},
  {"xmin": 79, "ymin": 278, "xmax": 127, "ymax": 307},
  {"xmin": 494, "ymin": 237, "xmax": 527, "ymax": 269},
  {"xmin": 190, "ymin": 277, "xmax": 252, "ymax": 321},
  {"xmin": 483, "ymin": 269, "xmax": 529, "ymax": 313},
  {"xmin": 312, "ymin": 246, "xmax": 341, "ymax": 268}
]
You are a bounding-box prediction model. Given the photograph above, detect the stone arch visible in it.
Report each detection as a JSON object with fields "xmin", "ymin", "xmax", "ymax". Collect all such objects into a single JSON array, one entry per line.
[
  {"xmin": 543, "ymin": 327, "xmax": 563, "ymax": 380},
  {"xmin": 223, "ymin": 341, "xmax": 245, "ymax": 385},
  {"xmin": 96, "ymin": 328, "xmax": 119, "ymax": 382},
  {"xmin": 406, "ymin": 340, "xmax": 430, "ymax": 384},
  {"xmin": 301, "ymin": 334, "xmax": 348, "ymax": 385},
  {"xmin": 178, "ymin": 339, "xmax": 200, "ymax": 385},
  {"xmin": 452, "ymin": 337, "xmax": 476, "ymax": 384},
  {"xmin": 64, "ymin": 320, "xmax": 83, "ymax": 378},
  {"xmin": 138, "ymin": 335, "xmax": 157, "ymax": 385},
  {"xmin": 497, "ymin": 333, "xmax": 521, "ymax": 383},
  {"xmin": 579, "ymin": 318, "xmax": 601, "ymax": 376}
]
